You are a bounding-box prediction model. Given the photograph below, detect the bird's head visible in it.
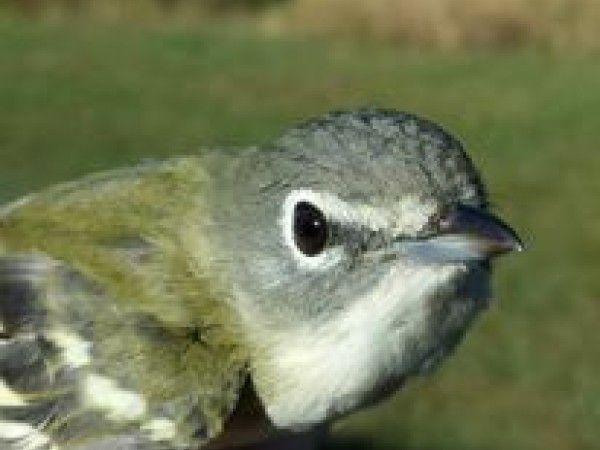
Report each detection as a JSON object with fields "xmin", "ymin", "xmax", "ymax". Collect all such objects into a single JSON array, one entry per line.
[{"xmin": 210, "ymin": 109, "xmax": 522, "ymax": 430}]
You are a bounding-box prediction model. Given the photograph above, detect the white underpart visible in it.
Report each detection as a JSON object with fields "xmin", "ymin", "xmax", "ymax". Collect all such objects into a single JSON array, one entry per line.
[
  {"xmin": 281, "ymin": 189, "xmax": 436, "ymax": 270},
  {"xmin": 141, "ymin": 418, "xmax": 178, "ymax": 442},
  {"xmin": 0, "ymin": 380, "xmax": 26, "ymax": 407},
  {"xmin": 45, "ymin": 329, "xmax": 92, "ymax": 369},
  {"xmin": 0, "ymin": 421, "xmax": 59, "ymax": 450},
  {"xmin": 251, "ymin": 262, "xmax": 464, "ymax": 429},
  {"xmin": 82, "ymin": 374, "xmax": 147, "ymax": 422}
]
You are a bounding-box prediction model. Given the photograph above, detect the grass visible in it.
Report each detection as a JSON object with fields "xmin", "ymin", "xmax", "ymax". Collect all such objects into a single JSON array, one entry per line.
[{"xmin": 1, "ymin": 17, "xmax": 600, "ymax": 450}]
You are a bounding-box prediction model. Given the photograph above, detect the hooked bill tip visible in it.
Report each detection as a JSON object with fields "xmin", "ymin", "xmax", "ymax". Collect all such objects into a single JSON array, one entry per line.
[
  {"xmin": 441, "ymin": 204, "xmax": 523, "ymax": 258},
  {"xmin": 395, "ymin": 205, "xmax": 523, "ymax": 264}
]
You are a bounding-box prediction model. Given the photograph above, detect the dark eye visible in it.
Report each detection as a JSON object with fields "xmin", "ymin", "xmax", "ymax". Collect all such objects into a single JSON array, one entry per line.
[{"xmin": 293, "ymin": 201, "xmax": 328, "ymax": 256}]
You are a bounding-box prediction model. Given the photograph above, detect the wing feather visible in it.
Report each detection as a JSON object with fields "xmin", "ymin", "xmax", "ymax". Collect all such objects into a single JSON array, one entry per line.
[{"xmin": 0, "ymin": 158, "xmax": 249, "ymax": 450}]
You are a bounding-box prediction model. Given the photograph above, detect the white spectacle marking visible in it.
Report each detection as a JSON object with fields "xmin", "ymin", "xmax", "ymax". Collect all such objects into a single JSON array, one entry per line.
[
  {"xmin": 251, "ymin": 262, "xmax": 473, "ymax": 429},
  {"xmin": 0, "ymin": 380, "xmax": 26, "ymax": 407},
  {"xmin": 281, "ymin": 189, "xmax": 437, "ymax": 270},
  {"xmin": 0, "ymin": 421, "xmax": 59, "ymax": 450},
  {"xmin": 82, "ymin": 374, "xmax": 147, "ymax": 422},
  {"xmin": 45, "ymin": 330, "xmax": 92, "ymax": 369},
  {"xmin": 281, "ymin": 190, "xmax": 345, "ymax": 270},
  {"xmin": 141, "ymin": 418, "xmax": 177, "ymax": 442}
]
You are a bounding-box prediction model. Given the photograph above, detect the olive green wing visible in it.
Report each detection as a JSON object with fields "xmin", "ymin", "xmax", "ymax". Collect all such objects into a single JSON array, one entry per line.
[{"xmin": 0, "ymin": 158, "xmax": 249, "ymax": 450}]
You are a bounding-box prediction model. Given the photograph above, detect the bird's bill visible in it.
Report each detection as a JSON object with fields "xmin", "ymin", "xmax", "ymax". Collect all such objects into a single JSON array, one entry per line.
[{"xmin": 398, "ymin": 205, "xmax": 523, "ymax": 263}]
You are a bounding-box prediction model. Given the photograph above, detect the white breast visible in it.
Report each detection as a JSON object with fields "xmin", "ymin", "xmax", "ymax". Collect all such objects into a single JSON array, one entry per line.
[{"xmin": 251, "ymin": 262, "xmax": 473, "ymax": 430}]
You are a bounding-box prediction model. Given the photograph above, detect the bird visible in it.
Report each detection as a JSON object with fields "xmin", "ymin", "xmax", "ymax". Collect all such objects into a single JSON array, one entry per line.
[{"xmin": 0, "ymin": 109, "xmax": 522, "ymax": 450}]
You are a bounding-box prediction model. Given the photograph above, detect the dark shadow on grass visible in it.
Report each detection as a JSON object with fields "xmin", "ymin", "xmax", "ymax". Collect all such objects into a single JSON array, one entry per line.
[
  {"xmin": 322, "ymin": 440, "xmax": 379, "ymax": 450},
  {"xmin": 322, "ymin": 437, "xmax": 396, "ymax": 450},
  {"xmin": 322, "ymin": 436, "xmax": 451, "ymax": 450}
]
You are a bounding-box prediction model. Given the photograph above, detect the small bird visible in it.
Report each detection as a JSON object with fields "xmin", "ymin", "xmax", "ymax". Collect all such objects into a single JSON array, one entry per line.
[{"xmin": 0, "ymin": 109, "xmax": 521, "ymax": 450}]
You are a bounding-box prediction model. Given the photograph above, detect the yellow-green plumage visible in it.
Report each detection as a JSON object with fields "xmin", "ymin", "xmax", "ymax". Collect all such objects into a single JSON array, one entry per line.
[
  {"xmin": 2, "ymin": 157, "xmax": 225, "ymax": 323},
  {"xmin": 0, "ymin": 156, "xmax": 249, "ymax": 449}
]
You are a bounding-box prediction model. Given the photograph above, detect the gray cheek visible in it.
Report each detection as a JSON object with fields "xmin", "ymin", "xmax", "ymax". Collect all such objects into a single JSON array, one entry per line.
[
  {"xmin": 231, "ymin": 241, "xmax": 379, "ymax": 326},
  {"xmin": 227, "ymin": 230, "xmax": 324, "ymax": 324},
  {"xmin": 240, "ymin": 239, "xmax": 293, "ymax": 291}
]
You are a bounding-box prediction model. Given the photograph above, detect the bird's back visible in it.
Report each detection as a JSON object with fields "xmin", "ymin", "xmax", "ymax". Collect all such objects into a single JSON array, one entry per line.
[{"xmin": 0, "ymin": 157, "xmax": 248, "ymax": 450}]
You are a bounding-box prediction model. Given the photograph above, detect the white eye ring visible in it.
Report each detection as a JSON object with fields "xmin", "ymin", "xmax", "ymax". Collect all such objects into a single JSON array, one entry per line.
[{"xmin": 281, "ymin": 189, "xmax": 344, "ymax": 270}]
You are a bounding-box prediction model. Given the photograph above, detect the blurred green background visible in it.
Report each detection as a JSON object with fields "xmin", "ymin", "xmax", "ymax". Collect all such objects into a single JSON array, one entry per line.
[{"xmin": 1, "ymin": 1, "xmax": 599, "ymax": 449}]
